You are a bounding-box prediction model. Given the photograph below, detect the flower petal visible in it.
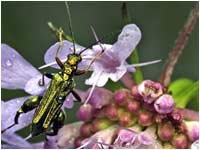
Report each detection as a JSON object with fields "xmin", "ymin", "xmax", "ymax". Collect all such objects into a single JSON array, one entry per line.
[
  {"xmin": 1, "ymin": 96, "xmax": 34, "ymax": 133},
  {"xmin": 24, "ymin": 74, "xmax": 51, "ymax": 95},
  {"xmin": 2, "ymin": 132, "xmax": 33, "ymax": 148},
  {"xmin": 1, "ymin": 44, "xmax": 40, "ymax": 89},
  {"xmin": 108, "ymin": 63, "xmax": 127, "ymax": 82},
  {"xmin": 63, "ymin": 93, "xmax": 74, "ymax": 109},
  {"xmin": 111, "ymin": 24, "xmax": 141, "ymax": 61},
  {"xmin": 44, "ymin": 40, "xmax": 92, "ymax": 70},
  {"xmin": 85, "ymin": 70, "xmax": 109, "ymax": 87},
  {"xmin": 86, "ymin": 87, "xmax": 113, "ymax": 109}
]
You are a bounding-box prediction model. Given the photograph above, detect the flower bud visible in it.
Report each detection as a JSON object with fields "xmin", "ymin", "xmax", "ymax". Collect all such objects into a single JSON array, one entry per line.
[
  {"xmin": 170, "ymin": 109, "xmax": 183, "ymax": 124},
  {"xmin": 91, "ymin": 118, "xmax": 113, "ymax": 132},
  {"xmin": 127, "ymin": 100, "xmax": 141, "ymax": 114},
  {"xmin": 185, "ymin": 121, "xmax": 199, "ymax": 142},
  {"xmin": 138, "ymin": 111, "xmax": 153, "ymax": 126},
  {"xmin": 131, "ymin": 85, "xmax": 143, "ymax": 100},
  {"xmin": 76, "ymin": 104, "xmax": 93, "ymax": 122},
  {"xmin": 172, "ymin": 133, "xmax": 189, "ymax": 149},
  {"xmin": 114, "ymin": 89, "xmax": 129, "ymax": 106},
  {"xmin": 74, "ymin": 136, "xmax": 83, "ymax": 148},
  {"xmin": 87, "ymin": 87, "xmax": 113, "ymax": 109},
  {"xmin": 80, "ymin": 123, "xmax": 92, "ymax": 137},
  {"xmin": 158, "ymin": 122, "xmax": 175, "ymax": 141},
  {"xmin": 92, "ymin": 108, "xmax": 105, "ymax": 118},
  {"xmin": 163, "ymin": 142, "xmax": 175, "ymax": 149},
  {"xmin": 154, "ymin": 94, "xmax": 174, "ymax": 114},
  {"xmin": 105, "ymin": 103, "xmax": 119, "ymax": 121},
  {"xmin": 119, "ymin": 112, "xmax": 136, "ymax": 127},
  {"xmin": 138, "ymin": 80, "xmax": 163, "ymax": 104}
]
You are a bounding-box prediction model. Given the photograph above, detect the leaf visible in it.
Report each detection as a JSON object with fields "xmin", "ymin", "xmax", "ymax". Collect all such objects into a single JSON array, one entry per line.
[
  {"xmin": 168, "ymin": 78, "xmax": 194, "ymax": 98},
  {"xmin": 186, "ymin": 93, "xmax": 199, "ymax": 111},
  {"xmin": 173, "ymin": 81, "xmax": 199, "ymax": 108},
  {"xmin": 105, "ymin": 79, "xmax": 124, "ymax": 92}
]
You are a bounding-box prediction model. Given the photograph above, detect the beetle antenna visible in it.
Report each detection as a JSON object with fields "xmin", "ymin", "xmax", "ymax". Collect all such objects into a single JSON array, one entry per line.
[
  {"xmin": 65, "ymin": 1, "xmax": 76, "ymax": 54},
  {"xmin": 90, "ymin": 25, "xmax": 104, "ymax": 50}
]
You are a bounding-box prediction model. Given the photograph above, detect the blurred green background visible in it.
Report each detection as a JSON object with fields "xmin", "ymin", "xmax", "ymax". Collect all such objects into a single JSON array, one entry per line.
[{"xmin": 1, "ymin": 1, "xmax": 199, "ymax": 122}]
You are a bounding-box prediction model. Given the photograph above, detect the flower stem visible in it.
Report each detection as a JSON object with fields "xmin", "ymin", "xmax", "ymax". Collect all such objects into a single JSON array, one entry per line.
[
  {"xmin": 177, "ymin": 108, "xmax": 199, "ymax": 121},
  {"xmin": 120, "ymin": 72, "xmax": 136, "ymax": 89},
  {"xmin": 159, "ymin": 3, "xmax": 199, "ymax": 87}
]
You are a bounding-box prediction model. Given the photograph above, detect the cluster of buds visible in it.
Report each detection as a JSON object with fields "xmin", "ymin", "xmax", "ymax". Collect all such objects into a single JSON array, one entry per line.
[{"xmin": 74, "ymin": 80, "xmax": 198, "ymax": 149}]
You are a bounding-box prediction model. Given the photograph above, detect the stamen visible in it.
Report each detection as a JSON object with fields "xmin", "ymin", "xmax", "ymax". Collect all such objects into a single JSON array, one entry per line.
[
  {"xmin": 126, "ymin": 59, "xmax": 162, "ymax": 68},
  {"xmin": 83, "ymin": 71, "xmax": 103, "ymax": 105}
]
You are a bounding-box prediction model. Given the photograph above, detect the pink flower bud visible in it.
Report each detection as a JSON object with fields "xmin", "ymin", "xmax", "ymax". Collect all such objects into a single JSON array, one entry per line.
[
  {"xmin": 80, "ymin": 123, "xmax": 92, "ymax": 137},
  {"xmin": 131, "ymin": 85, "xmax": 143, "ymax": 100},
  {"xmin": 158, "ymin": 122, "xmax": 175, "ymax": 141},
  {"xmin": 76, "ymin": 104, "xmax": 93, "ymax": 122},
  {"xmin": 92, "ymin": 108, "xmax": 105, "ymax": 118},
  {"xmin": 119, "ymin": 112, "xmax": 136, "ymax": 127},
  {"xmin": 127, "ymin": 100, "xmax": 141, "ymax": 114},
  {"xmin": 172, "ymin": 133, "xmax": 189, "ymax": 149},
  {"xmin": 138, "ymin": 111, "xmax": 153, "ymax": 126},
  {"xmin": 114, "ymin": 89, "xmax": 129, "ymax": 106},
  {"xmin": 185, "ymin": 121, "xmax": 199, "ymax": 142},
  {"xmin": 138, "ymin": 80, "xmax": 163, "ymax": 104},
  {"xmin": 91, "ymin": 118, "xmax": 113, "ymax": 132},
  {"xmin": 74, "ymin": 136, "xmax": 83, "ymax": 148},
  {"xmin": 105, "ymin": 103, "xmax": 119, "ymax": 121},
  {"xmin": 154, "ymin": 94, "xmax": 174, "ymax": 114}
]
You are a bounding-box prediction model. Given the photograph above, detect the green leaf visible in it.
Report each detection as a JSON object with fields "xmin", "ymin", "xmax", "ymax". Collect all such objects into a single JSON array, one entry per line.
[
  {"xmin": 168, "ymin": 78, "xmax": 194, "ymax": 98},
  {"xmin": 186, "ymin": 93, "xmax": 199, "ymax": 111},
  {"xmin": 105, "ymin": 79, "xmax": 124, "ymax": 92},
  {"xmin": 173, "ymin": 81, "xmax": 199, "ymax": 108}
]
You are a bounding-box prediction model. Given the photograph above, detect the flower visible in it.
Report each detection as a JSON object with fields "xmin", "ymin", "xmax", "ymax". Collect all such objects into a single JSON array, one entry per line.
[
  {"xmin": 185, "ymin": 121, "xmax": 199, "ymax": 142},
  {"xmin": 1, "ymin": 44, "xmax": 50, "ymax": 95},
  {"xmin": 79, "ymin": 126, "xmax": 116, "ymax": 149},
  {"xmin": 154, "ymin": 94, "xmax": 174, "ymax": 114},
  {"xmin": 137, "ymin": 80, "xmax": 163, "ymax": 104},
  {"xmin": 42, "ymin": 24, "xmax": 161, "ymax": 88}
]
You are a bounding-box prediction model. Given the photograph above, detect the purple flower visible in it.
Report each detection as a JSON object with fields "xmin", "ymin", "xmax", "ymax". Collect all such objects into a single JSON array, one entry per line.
[
  {"xmin": 113, "ymin": 125, "xmax": 162, "ymax": 149},
  {"xmin": 86, "ymin": 87, "xmax": 113, "ymax": 108},
  {"xmin": 185, "ymin": 121, "xmax": 199, "ymax": 142},
  {"xmin": 138, "ymin": 80, "xmax": 163, "ymax": 104},
  {"xmin": 154, "ymin": 94, "xmax": 174, "ymax": 114},
  {"xmin": 1, "ymin": 97, "xmax": 34, "ymax": 133},
  {"xmin": 1, "ymin": 44, "xmax": 50, "ymax": 95},
  {"xmin": 78, "ymin": 126, "xmax": 116, "ymax": 149},
  {"xmin": 114, "ymin": 128, "xmax": 138, "ymax": 148},
  {"xmin": 41, "ymin": 24, "xmax": 161, "ymax": 88}
]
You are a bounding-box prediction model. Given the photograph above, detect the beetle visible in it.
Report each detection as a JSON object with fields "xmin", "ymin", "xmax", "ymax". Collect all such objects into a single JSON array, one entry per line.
[{"xmin": 1, "ymin": 2, "xmax": 105, "ymax": 137}]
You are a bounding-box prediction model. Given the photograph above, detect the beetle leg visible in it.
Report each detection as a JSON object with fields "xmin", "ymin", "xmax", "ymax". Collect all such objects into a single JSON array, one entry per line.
[
  {"xmin": 38, "ymin": 72, "xmax": 54, "ymax": 86},
  {"xmin": 46, "ymin": 110, "xmax": 65, "ymax": 136},
  {"xmin": 1, "ymin": 96, "xmax": 42, "ymax": 133},
  {"xmin": 75, "ymin": 47, "xmax": 105, "ymax": 76},
  {"xmin": 71, "ymin": 90, "xmax": 82, "ymax": 102}
]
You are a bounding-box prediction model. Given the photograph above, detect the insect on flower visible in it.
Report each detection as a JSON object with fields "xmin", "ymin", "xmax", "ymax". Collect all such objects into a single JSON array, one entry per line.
[{"xmin": 1, "ymin": 2, "xmax": 106, "ymax": 138}]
